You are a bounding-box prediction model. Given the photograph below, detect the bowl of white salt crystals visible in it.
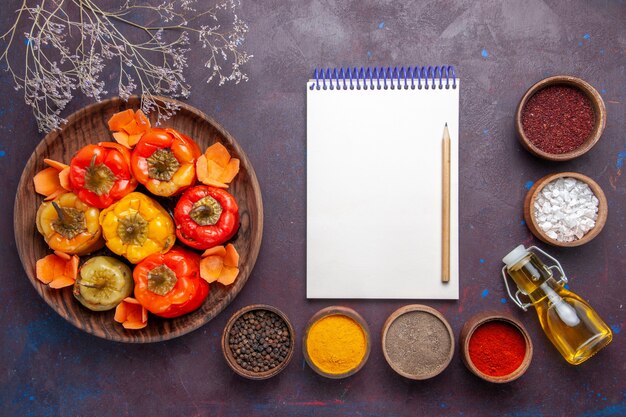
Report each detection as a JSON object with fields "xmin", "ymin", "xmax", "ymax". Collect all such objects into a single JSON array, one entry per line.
[{"xmin": 524, "ymin": 172, "xmax": 608, "ymax": 247}]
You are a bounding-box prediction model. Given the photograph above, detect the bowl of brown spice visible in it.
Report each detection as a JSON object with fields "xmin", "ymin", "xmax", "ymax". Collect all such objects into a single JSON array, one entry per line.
[
  {"xmin": 222, "ymin": 304, "xmax": 295, "ymax": 380},
  {"xmin": 516, "ymin": 75, "xmax": 606, "ymax": 161},
  {"xmin": 381, "ymin": 304, "xmax": 454, "ymax": 380}
]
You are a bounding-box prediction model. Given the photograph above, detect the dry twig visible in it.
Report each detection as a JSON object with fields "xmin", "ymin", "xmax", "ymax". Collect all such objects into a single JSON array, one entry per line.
[{"xmin": 0, "ymin": 0, "xmax": 252, "ymax": 132}]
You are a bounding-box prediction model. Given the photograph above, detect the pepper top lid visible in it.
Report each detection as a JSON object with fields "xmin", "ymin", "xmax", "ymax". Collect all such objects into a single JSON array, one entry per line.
[{"xmin": 502, "ymin": 245, "xmax": 529, "ymax": 268}]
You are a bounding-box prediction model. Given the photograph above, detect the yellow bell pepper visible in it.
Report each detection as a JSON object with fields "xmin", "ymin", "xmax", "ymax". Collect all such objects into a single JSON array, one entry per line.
[
  {"xmin": 99, "ymin": 192, "xmax": 175, "ymax": 264},
  {"xmin": 36, "ymin": 192, "xmax": 104, "ymax": 255}
]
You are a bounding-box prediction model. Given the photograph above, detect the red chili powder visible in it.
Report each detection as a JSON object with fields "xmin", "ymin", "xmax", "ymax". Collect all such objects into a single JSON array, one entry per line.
[
  {"xmin": 521, "ymin": 85, "xmax": 595, "ymax": 154},
  {"xmin": 468, "ymin": 321, "xmax": 526, "ymax": 377}
]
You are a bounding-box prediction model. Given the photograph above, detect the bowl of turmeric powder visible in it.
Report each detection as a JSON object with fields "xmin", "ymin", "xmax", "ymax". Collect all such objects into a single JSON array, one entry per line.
[{"xmin": 303, "ymin": 306, "xmax": 371, "ymax": 379}]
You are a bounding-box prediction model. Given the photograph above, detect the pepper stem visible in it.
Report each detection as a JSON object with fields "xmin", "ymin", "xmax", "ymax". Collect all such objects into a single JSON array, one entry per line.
[
  {"xmin": 189, "ymin": 196, "xmax": 223, "ymax": 226},
  {"xmin": 117, "ymin": 212, "xmax": 149, "ymax": 246},
  {"xmin": 50, "ymin": 202, "xmax": 87, "ymax": 240},
  {"xmin": 76, "ymin": 280, "xmax": 105, "ymax": 290},
  {"xmin": 83, "ymin": 153, "xmax": 117, "ymax": 196},
  {"xmin": 189, "ymin": 205, "xmax": 209, "ymax": 218},
  {"xmin": 52, "ymin": 202, "xmax": 66, "ymax": 224},
  {"xmin": 147, "ymin": 264, "xmax": 178, "ymax": 296},
  {"xmin": 146, "ymin": 148, "xmax": 180, "ymax": 181}
]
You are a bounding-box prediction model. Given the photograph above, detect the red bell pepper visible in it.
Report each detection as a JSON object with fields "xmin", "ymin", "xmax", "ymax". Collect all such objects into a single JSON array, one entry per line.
[
  {"xmin": 174, "ymin": 185, "xmax": 240, "ymax": 250},
  {"xmin": 133, "ymin": 247, "xmax": 209, "ymax": 318},
  {"xmin": 69, "ymin": 142, "xmax": 137, "ymax": 209},
  {"xmin": 130, "ymin": 128, "xmax": 201, "ymax": 197}
]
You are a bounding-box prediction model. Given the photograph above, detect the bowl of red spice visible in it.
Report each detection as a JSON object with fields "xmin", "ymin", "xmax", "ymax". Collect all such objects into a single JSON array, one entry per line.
[
  {"xmin": 516, "ymin": 75, "xmax": 606, "ymax": 161},
  {"xmin": 460, "ymin": 312, "xmax": 533, "ymax": 383}
]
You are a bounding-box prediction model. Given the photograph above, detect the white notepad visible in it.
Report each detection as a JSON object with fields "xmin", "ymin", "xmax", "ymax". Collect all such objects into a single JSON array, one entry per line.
[{"xmin": 306, "ymin": 67, "xmax": 459, "ymax": 299}]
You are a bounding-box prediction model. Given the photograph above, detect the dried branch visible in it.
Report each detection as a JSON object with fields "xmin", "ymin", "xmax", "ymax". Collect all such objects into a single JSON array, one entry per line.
[{"xmin": 0, "ymin": 0, "xmax": 252, "ymax": 132}]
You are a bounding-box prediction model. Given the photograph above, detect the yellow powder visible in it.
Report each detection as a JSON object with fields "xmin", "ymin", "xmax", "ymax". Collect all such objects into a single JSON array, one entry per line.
[{"xmin": 306, "ymin": 314, "xmax": 367, "ymax": 375}]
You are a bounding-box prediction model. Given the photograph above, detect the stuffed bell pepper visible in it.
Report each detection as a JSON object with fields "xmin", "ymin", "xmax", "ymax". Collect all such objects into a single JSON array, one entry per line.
[
  {"xmin": 131, "ymin": 128, "xmax": 201, "ymax": 197},
  {"xmin": 36, "ymin": 192, "xmax": 103, "ymax": 255},
  {"xmin": 69, "ymin": 143, "xmax": 137, "ymax": 209},
  {"xmin": 133, "ymin": 247, "xmax": 209, "ymax": 318},
  {"xmin": 99, "ymin": 192, "xmax": 175, "ymax": 264},
  {"xmin": 173, "ymin": 185, "xmax": 239, "ymax": 250}
]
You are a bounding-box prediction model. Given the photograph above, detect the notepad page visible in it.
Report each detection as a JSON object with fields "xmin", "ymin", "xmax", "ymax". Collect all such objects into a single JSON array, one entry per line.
[{"xmin": 307, "ymin": 81, "xmax": 459, "ymax": 299}]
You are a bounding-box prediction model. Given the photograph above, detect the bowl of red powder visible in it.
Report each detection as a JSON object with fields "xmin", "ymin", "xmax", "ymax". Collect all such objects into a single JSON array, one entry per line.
[
  {"xmin": 460, "ymin": 312, "xmax": 533, "ymax": 383},
  {"xmin": 516, "ymin": 75, "xmax": 606, "ymax": 161}
]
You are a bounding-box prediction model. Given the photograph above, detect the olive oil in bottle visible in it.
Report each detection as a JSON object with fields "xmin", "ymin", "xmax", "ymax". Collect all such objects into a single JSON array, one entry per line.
[{"xmin": 502, "ymin": 245, "xmax": 612, "ymax": 365}]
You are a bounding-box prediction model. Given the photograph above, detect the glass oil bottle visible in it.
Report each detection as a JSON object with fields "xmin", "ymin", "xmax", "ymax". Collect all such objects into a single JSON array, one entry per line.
[{"xmin": 502, "ymin": 245, "xmax": 612, "ymax": 365}]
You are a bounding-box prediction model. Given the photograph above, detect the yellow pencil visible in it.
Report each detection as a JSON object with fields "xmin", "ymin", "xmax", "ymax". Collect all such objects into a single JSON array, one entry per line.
[{"xmin": 442, "ymin": 123, "xmax": 451, "ymax": 283}]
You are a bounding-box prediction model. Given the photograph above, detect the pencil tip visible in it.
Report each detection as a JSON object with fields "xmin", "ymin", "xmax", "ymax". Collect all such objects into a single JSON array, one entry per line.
[{"xmin": 445, "ymin": 122, "xmax": 448, "ymax": 127}]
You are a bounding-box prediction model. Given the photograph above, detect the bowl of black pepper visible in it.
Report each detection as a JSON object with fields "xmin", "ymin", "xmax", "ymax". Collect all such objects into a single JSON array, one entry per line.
[
  {"xmin": 516, "ymin": 75, "xmax": 606, "ymax": 161},
  {"xmin": 221, "ymin": 304, "xmax": 295, "ymax": 380}
]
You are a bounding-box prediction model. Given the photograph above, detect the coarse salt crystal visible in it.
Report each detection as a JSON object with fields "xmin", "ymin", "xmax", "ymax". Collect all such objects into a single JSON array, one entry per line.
[{"xmin": 533, "ymin": 177, "xmax": 599, "ymax": 242}]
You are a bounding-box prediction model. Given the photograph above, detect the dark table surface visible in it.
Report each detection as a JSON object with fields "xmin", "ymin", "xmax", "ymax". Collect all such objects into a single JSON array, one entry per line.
[{"xmin": 1, "ymin": 1, "xmax": 624, "ymax": 416}]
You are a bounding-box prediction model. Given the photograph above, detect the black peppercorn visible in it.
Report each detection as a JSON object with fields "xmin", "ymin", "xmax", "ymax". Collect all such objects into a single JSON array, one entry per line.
[{"xmin": 228, "ymin": 309, "xmax": 291, "ymax": 373}]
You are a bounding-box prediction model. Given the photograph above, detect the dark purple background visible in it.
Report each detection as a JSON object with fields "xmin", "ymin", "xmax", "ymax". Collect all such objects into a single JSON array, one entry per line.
[{"xmin": 1, "ymin": 1, "xmax": 624, "ymax": 416}]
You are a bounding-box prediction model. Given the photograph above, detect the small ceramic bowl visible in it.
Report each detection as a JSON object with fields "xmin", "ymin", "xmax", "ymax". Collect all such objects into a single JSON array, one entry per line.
[
  {"xmin": 381, "ymin": 304, "xmax": 454, "ymax": 380},
  {"xmin": 515, "ymin": 75, "xmax": 606, "ymax": 161},
  {"xmin": 524, "ymin": 171, "xmax": 608, "ymax": 247},
  {"xmin": 303, "ymin": 306, "xmax": 371, "ymax": 379},
  {"xmin": 222, "ymin": 304, "xmax": 295, "ymax": 380},
  {"xmin": 460, "ymin": 312, "xmax": 533, "ymax": 383}
]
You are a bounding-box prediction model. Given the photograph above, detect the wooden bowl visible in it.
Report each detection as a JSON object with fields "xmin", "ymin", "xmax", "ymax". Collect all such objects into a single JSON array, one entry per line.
[
  {"xmin": 381, "ymin": 304, "xmax": 454, "ymax": 380},
  {"xmin": 515, "ymin": 75, "xmax": 606, "ymax": 161},
  {"xmin": 460, "ymin": 311, "xmax": 533, "ymax": 383},
  {"xmin": 14, "ymin": 96, "xmax": 263, "ymax": 343},
  {"xmin": 221, "ymin": 304, "xmax": 295, "ymax": 380},
  {"xmin": 524, "ymin": 172, "xmax": 607, "ymax": 247},
  {"xmin": 303, "ymin": 306, "xmax": 371, "ymax": 379}
]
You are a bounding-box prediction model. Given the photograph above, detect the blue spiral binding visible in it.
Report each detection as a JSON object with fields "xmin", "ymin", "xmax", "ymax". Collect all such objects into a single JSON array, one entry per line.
[
  {"xmin": 447, "ymin": 65, "xmax": 456, "ymax": 89},
  {"xmin": 425, "ymin": 66, "xmax": 435, "ymax": 90},
  {"xmin": 310, "ymin": 66, "xmax": 457, "ymax": 91},
  {"xmin": 359, "ymin": 67, "xmax": 366, "ymax": 89},
  {"xmin": 435, "ymin": 66, "xmax": 443, "ymax": 89},
  {"xmin": 416, "ymin": 66, "xmax": 423, "ymax": 89},
  {"xmin": 393, "ymin": 66, "xmax": 399, "ymax": 89}
]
